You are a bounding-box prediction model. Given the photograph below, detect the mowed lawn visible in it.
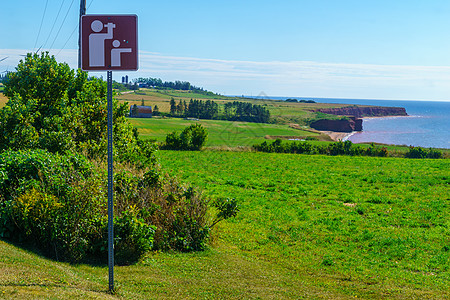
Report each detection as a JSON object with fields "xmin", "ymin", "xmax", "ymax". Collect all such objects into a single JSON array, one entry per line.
[{"xmin": 129, "ymin": 117, "xmax": 321, "ymax": 147}]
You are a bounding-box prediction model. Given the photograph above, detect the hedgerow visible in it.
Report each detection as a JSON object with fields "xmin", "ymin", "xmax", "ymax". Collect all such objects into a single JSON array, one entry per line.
[
  {"xmin": 253, "ymin": 139, "xmax": 445, "ymax": 158},
  {"xmin": 253, "ymin": 139, "xmax": 389, "ymax": 157},
  {"xmin": 405, "ymin": 146, "xmax": 443, "ymax": 159},
  {"xmin": 0, "ymin": 149, "xmax": 234, "ymax": 263}
]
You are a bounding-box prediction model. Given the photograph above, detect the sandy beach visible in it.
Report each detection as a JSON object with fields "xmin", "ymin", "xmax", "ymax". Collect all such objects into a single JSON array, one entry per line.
[{"xmin": 321, "ymin": 131, "xmax": 354, "ymax": 141}]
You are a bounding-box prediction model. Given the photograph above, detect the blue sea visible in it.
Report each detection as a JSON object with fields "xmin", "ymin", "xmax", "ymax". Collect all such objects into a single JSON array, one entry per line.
[
  {"xmin": 313, "ymin": 98, "xmax": 449, "ymax": 149},
  {"xmin": 248, "ymin": 96, "xmax": 450, "ymax": 149}
]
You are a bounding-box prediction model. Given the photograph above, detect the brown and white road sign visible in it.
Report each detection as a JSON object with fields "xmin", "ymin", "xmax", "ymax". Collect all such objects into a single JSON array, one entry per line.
[{"xmin": 81, "ymin": 15, "xmax": 138, "ymax": 71}]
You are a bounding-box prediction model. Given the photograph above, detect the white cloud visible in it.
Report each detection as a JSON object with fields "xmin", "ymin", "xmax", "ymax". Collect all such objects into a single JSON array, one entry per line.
[{"xmin": 2, "ymin": 49, "xmax": 450, "ymax": 101}]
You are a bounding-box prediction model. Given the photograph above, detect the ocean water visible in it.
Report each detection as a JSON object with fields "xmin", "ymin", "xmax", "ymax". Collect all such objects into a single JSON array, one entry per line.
[
  {"xmin": 312, "ymin": 98, "xmax": 449, "ymax": 149},
  {"xmin": 248, "ymin": 96, "xmax": 450, "ymax": 149}
]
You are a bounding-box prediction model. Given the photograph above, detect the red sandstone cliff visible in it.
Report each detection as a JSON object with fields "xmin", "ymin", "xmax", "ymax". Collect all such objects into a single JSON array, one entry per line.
[
  {"xmin": 310, "ymin": 117, "xmax": 362, "ymax": 132},
  {"xmin": 316, "ymin": 106, "xmax": 407, "ymax": 118},
  {"xmin": 310, "ymin": 106, "xmax": 407, "ymax": 132}
]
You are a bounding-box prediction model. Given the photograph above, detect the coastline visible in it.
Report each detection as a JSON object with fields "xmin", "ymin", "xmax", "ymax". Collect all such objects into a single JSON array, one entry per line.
[
  {"xmin": 319, "ymin": 131, "xmax": 354, "ymax": 141},
  {"xmin": 362, "ymin": 115, "xmax": 411, "ymax": 120},
  {"xmin": 326, "ymin": 115, "xmax": 411, "ymax": 142},
  {"xmin": 312, "ymin": 99, "xmax": 448, "ymax": 149}
]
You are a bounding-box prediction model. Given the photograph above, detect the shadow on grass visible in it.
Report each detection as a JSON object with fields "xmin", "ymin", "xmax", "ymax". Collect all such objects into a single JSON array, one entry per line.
[{"xmin": 0, "ymin": 237, "xmax": 115, "ymax": 267}]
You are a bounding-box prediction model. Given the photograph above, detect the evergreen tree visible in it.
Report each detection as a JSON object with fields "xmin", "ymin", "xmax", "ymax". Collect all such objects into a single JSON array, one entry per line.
[
  {"xmin": 177, "ymin": 99, "xmax": 184, "ymax": 116},
  {"xmin": 131, "ymin": 104, "xmax": 138, "ymax": 117},
  {"xmin": 153, "ymin": 105, "xmax": 160, "ymax": 116},
  {"xmin": 170, "ymin": 98, "xmax": 176, "ymax": 115}
]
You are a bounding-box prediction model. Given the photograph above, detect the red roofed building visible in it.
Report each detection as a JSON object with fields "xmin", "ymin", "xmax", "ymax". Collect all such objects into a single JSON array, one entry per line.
[{"xmin": 129, "ymin": 105, "xmax": 152, "ymax": 118}]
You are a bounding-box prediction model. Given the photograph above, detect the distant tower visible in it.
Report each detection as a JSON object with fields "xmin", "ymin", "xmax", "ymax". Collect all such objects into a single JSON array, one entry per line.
[
  {"xmin": 125, "ymin": 75, "xmax": 129, "ymax": 84},
  {"xmin": 121, "ymin": 76, "xmax": 125, "ymax": 83}
]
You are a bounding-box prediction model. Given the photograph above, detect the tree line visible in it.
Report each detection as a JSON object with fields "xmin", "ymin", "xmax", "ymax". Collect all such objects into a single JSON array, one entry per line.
[
  {"xmin": 134, "ymin": 77, "xmax": 207, "ymax": 92},
  {"xmin": 169, "ymin": 98, "xmax": 270, "ymax": 123}
]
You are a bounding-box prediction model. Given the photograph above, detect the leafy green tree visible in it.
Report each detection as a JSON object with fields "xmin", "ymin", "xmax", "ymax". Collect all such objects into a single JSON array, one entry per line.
[
  {"xmin": 0, "ymin": 96, "xmax": 40, "ymax": 150},
  {"xmin": 0, "ymin": 52, "xmax": 142, "ymax": 161}
]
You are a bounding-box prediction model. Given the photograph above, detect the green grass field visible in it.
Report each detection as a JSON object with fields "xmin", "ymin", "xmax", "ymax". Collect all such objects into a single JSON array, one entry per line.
[
  {"xmin": 129, "ymin": 117, "xmax": 325, "ymax": 147},
  {"xmin": 156, "ymin": 151, "xmax": 450, "ymax": 298},
  {"xmin": 1, "ymin": 86, "xmax": 448, "ymax": 298},
  {"xmin": 1, "ymin": 151, "xmax": 448, "ymax": 299}
]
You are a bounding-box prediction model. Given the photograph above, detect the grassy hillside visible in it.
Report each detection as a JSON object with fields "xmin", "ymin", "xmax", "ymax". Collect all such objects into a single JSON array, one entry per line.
[
  {"xmin": 116, "ymin": 88, "xmax": 351, "ymax": 125},
  {"xmin": 129, "ymin": 117, "xmax": 326, "ymax": 147},
  {"xmin": 120, "ymin": 88, "xmax": 360, "ymax": 148},
  {"xmin": 2, "ymin": 151, "xmax": 448, "ymax": 299},
  {"xmin": 115, "ymin": 89, "xmax": 238, "ymax": 113}
]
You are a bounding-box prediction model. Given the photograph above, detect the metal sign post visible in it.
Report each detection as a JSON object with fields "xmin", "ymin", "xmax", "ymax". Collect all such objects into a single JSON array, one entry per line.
[
  {"xmin": 107, "ymin": 70, "xmax": 114, "ymax": 292},
  {"xmin": 80, "ymin": 14, "xmax": 138, "ymax": 293}
]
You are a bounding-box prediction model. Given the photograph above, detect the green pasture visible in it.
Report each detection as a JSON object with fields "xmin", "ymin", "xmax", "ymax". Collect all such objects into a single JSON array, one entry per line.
[
  {"xmin": 156, "ymin": 151, "xmax": 450, "ymax": 298},
  {"xmin": 129, "ymin": 117, "xmax": 323, "ymax": 147}
]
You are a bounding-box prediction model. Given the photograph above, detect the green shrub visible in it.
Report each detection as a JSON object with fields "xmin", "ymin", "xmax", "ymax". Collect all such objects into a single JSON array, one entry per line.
[
  {"xmin": 162, "ymin": 124, "xmax": 208, "ymax": 150},
  {"xmin": 0, "ymin": 162, "xmax": 106, "ymax": 261},
  {"xmin": 427, "ymin": 148, "xmax": 443, "ymax": 159},
  {"xmin": 405, "ymin": 146, "xmax": 443, "ymax": 159},
  {"xmin": 12, "ymin": 189, "xmax": 62, "ymax": 241},
  {"xmin": 115, "ymin": 171, "xmax": 211, "ymax": 252},
  {"xmin": 211, "ymin": 198, "xmax": 239, "ymax": 228},
  {"xmin": 108, "ymin": 208, "xmax": 156, "ymax": 265},
  {"xmin": 0, "ymin": 149, "xmax": 92, "ymax": 202},
  {"xmin": 405, "ymin": 146, "xmax": 428, "ymax": 158},
  {"xmin": 305, "ymin": 136, "xmax": 317, "ymax": 141},
  {"xmin": 0, "ymin": 150, "xmax": 159, "ymax": 263},
  {"xmin": 189, "ymin": 123, "xmax": 209, "ymax": 150}
]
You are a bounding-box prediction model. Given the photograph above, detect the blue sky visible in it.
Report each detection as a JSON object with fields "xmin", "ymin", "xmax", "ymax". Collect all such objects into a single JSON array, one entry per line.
[{"xmin": 1, "ymin": 0, "xmax": 450, "ymax": 100}]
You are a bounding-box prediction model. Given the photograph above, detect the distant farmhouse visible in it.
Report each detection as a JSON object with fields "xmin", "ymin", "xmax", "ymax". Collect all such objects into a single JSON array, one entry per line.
[{"xmin": 129, "ymin": 104, "xmax": 152, "ymax": 118}]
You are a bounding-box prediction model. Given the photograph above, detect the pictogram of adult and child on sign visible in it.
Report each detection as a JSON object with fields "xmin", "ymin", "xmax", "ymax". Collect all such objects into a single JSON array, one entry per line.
[{"xmin": 88, "ymin": 19, "xmax": 132, "ymax": 68}]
